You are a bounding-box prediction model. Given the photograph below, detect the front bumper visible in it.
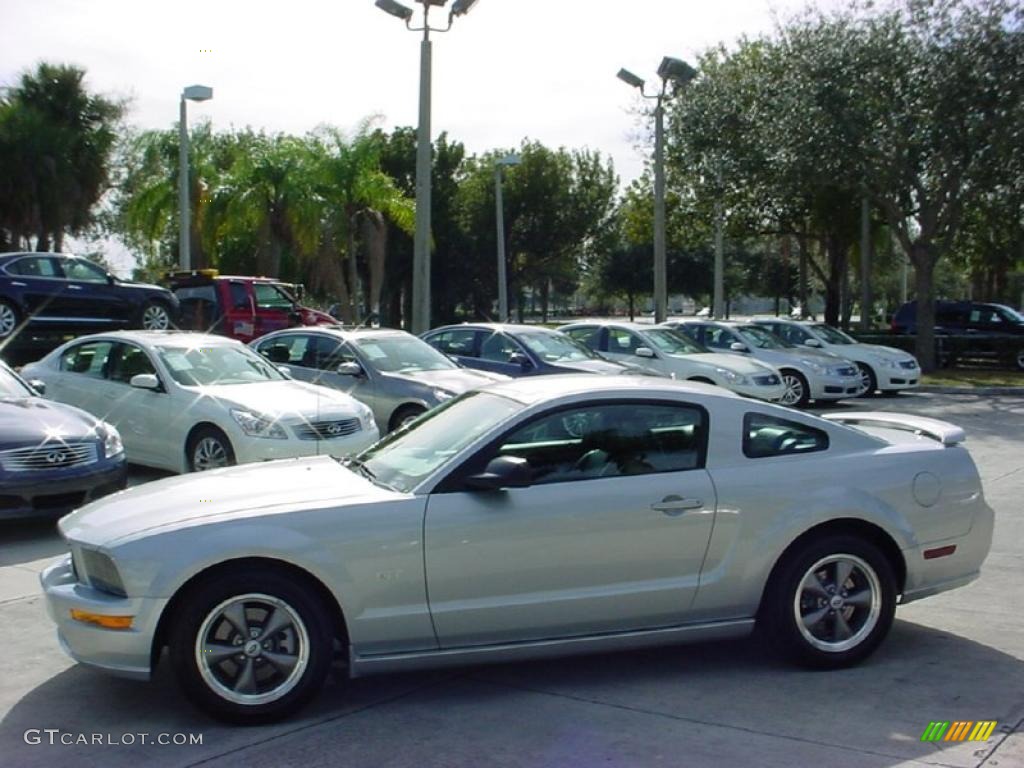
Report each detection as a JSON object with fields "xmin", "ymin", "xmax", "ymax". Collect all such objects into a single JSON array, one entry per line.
[
  {"xmin": 877, "ymin": 364, "xmax": 921, "ymax": 391},
  {"xmin": 40, "ymin": 555, "xmax": 166, "ymax": 680},
  {"xmin": 732, "ymin": 381, "xmax": 787, "ymax": 402},
  {"xmin": 0, "ymin": 460, "xmax": 127, "ymax": 520},
  {"xmin": 230, "ymin": 425, "xmax": 380, "ymax": 465},
  {"xmin": 809, "ymin": 373, "xmax": 864, "ymax": 401}
]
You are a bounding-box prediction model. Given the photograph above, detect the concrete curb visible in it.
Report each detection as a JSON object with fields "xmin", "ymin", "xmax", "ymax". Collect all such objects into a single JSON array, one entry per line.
[{"xmin": 915, "ymin": 385, "xmax": 1024, "ymax": 396}]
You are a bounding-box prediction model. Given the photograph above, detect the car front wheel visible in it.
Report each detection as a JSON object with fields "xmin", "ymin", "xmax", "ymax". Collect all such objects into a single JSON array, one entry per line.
[
  {"xmin": 760, "ymin": 534, "xmax": 896, "ymax": 668},
  {"xmin": 855, "ymin": 363, "xmax": 877, "ymax": 397},
  {"xmin": 188, "ymin": 427, "xmax": 236, "ymax": 472},
  {"xmin": 388, "ymin": 404, "xmax": 425, "ymax": 433},
  {"xmin": 0, "ymin": 299, "xmax": 20, "ymax": 339},
  {"xmin": 168, "ymin": 569, "xmax": 334, "ymax": 723},
  {"xmin": 779, "ymin": 370, "xmax": 810, "ymax": 408}
]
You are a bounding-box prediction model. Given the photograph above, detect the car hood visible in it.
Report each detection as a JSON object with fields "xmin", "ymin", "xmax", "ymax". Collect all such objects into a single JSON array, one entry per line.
[
  {"xmin": 389, "ymin": 368, "xmax": 508, "ymax": 393},
  {"xmin": 756, "ymin": 348, "xmax": 852, "ymax": 367},
  {"xmin": 192, "ymin": 380, "xmax": 361, "ymax": 418},
  {"xmin": 0, "ymin": 396, "xmax": 98, "ymax": 447},
  {"xmin": 60, "ymin": 455, "xmax": 389, "ymax": 547},
  {"xmin": 848, "ymin": 343, "xmax": 916, "ymax": 362},
  {"xmin": 678, "ymin": 352, "xmax": 776, "ymax": 375},
  {"xmin": 552, "ymin": 358, "xmax": 630, "ymax": 375}
]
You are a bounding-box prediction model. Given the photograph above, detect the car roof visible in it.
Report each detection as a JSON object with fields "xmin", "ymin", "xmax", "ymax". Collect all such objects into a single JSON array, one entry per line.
[
  {"xmin": 262, "ymin": 326, "xmax": 413, "ymax": 342},
  {"xmin": 481, "ymin": 373, "xmax": 741, "ymax": 406},
  {"xmin": 428, "ymin": 323, "xmax": 564, "ymax": 335},
  {"xmin": 564, "ymin": 321, "xmax": 658, "ymax": 332},
  {"xmin": 60, "ymin": 330, "xmax": 238, "ymax": 348},
  {"xmin": 0, "ymin": 251, "xmax": 76, "ymax": 261}
]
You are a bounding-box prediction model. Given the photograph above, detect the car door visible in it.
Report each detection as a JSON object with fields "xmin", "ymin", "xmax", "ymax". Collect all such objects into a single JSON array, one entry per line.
[
  {"xmin": 3, "ymin": 255, "xmax": 74, "ymax": 323},
  {"xmin": 49, "ymin": 340, "xmax": 116, "ymax": 419},
  {"xmin": 477, "ymin": 331, "xmax": 532, "ymax": 376},
  {"xmin": 60, "ymin": 257, "xmax": 130, "ymax": 324},
  {"xmin": 424, "ymin": 400, "xmax": 717, "ymax": 647},
  {"xmin": 423, "ymin": 328, "xmax": 480, "ymax": 369},
  {"xmin": 223, "ymin": 281, "xmax": 257, "ymax": 341},
  {"xmin": 100, "ymin": 342, "xmax": 169, "ymax": 464},
  {"xmin": 252, "ymin": 282, "xmax": 296, "ymax": 338}
]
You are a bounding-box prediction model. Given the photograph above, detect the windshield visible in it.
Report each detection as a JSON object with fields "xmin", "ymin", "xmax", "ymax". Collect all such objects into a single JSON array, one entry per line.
[
  {"xmin": 995, "ymin": 305, "xmax": 1024, "ymax": 323},
  {"xmin": 810, "ymin": 324, "xmax": 856, "ymax": 345},
  {"xmin": 0, "ymin": 364, "xmax": 34, "ymax": 398},
  {"xmin": 736, "ymin": 325, "xmax": 792, "ymax": 349},
  {"xmin": 518, "ymin": 330, "xmax": 598, "ymax": 362},
  {"xmin": 355, "ymin": 335, "xmax": 458, "ymax": 373},
  {"xmin": 156, "ymin": 343, "xmax": 287, "ymax": 386},
  {"xmin": 361, "ymin": 392, "xmax": 522, "ymax": 492},
  {"xmin": 643, "ymin": 328, "xmax": 707, "ymax": 355}
]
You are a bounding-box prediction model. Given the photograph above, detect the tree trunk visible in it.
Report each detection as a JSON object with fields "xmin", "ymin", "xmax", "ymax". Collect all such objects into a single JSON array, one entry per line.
[
  {"xmin": 911, "ymin": 246, "xmax": 937, "ymax": 372},
  {"xmin": 823, "ymin": 235, "xmax": 848, "ymax": 327},
  {"xmin": 541, "ymin": 280, "xmax": 550, "ymax": 323},
  {"xmin": 361, "ymin": 211, "xmax": 387, "ymax": 322},
  {"xmin": 628, "ymin": 292, "xmax": 635, "ymax": 321},
  {"xmin": 346, "ymin": 225, "xmax": 360, "ymax": 322}
]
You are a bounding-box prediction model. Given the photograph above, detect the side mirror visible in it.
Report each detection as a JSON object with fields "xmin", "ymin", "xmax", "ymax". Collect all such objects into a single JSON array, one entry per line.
[
  {"xmin": 337, "ymin": 361, "xmax": 363, "ymax": 376},
  {"xmin": 804, "ymin": 338, "xmax": 823, "ymax": 348},
  {"xmin": 28, "ymin": 379, "xmax": 46, "ymax": 396},
  {"xmin": 635, "ymin": 346, "xmax": 656, "ymax": 358},
  {"xmin": 276, "ymin": 365, "xmax": 292, "ymax": 377},
  {"xmin": 129, "ymin": 373, "xmax": 161, "ymax": 391},
  {"xmin": 730, "ymin": 342, "xmax": 750, "ymax": 353},
  {"xmin": 464, "ymin": 456, "xmax": 532, "ymax": 491},
  {"xmin": 508, "ymin": 351, "xmax": 532, "ymax": 368}
]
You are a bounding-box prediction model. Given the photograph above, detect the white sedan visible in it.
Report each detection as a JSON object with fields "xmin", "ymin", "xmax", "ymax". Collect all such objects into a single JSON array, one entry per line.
[
  {"xmin": 21, "ymin": 331, "xmax": 379, "ymax": 473},
  {"xmin": 41, "ymin": 376, "xmax": 992, "ymax": 723}
]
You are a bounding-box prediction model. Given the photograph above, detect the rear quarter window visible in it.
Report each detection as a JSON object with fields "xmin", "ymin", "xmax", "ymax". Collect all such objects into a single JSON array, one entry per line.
[{"xmin": 743, "ymin": 412, "xmax": 829, "ymax": 459}]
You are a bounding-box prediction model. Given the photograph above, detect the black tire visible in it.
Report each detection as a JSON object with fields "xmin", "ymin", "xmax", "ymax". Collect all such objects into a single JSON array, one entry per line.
[
  {"xmin": 759, "ymin": 534, "xmax": 897, "ymax": 669},
  {"xmin": 0, "ymin": 299, "xmax": 20, "ymax": 339},
  {"xmin": 779, "ymin": 369, "xmax": 811, "ymax": 408},
  {"xmin": 388, "ymin": 404, "xmax": 425, "ymax": 433},
  {"xmin": 855, "ymin": 363, "xmax": 877, "ymax": 398},
  {"xmin": 1015, "ymin": 349, "xmax": 1024, "ymax": 372},
  {"xmin": 168, "ymin": 567, "xmax": 334, "ymax": 724},
  {"xmin": 137, "ymin": 300, "xmax": 173, "ymax": 331},
  {"xmin": 187, "ymin": 426, "xmax": 236, "ymax": 472}
]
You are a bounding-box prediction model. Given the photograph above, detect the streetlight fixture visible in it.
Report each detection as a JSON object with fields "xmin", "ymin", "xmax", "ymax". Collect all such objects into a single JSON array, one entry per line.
[
  {"xmin": 374, "ymin": 0, "xmax": 480, "ymax": 334},
  {"xmin": 617, "ymin": 56, "xmax": 696, "ymax": 323},
  {"xmin": 494, "ymin": 153, "xmax": 520, "ymax": 321},
  {"xmin": 178, "ymin": 84, "xmax": 213, "ymax": 271}
]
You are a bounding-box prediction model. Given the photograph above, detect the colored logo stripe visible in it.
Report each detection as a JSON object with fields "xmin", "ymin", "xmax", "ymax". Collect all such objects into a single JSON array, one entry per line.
[
  {"xmin": 945, "ymin": 721, "xmax": 973, "ymax": 741},
  {"xmin": 921, "ymin": 721, "xmax": 997, "ymax": 742},
  {"xmin": 922, "ymin": 722, "xmax": 949, "ymax": 742},
  {"xmin": 970, "ymin": 722, "xmax": 998, "ymax": 741}
]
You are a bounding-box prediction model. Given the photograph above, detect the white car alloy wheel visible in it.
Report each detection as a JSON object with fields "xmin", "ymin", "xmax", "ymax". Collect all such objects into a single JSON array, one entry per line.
[
  {"xmin": 141, "ymin": 302, "xmax": 171, "ymax": 330},
  {"xmin": 189, "ymin": 428, "xmax": 236, "ymax": 472},
  {"xmin": 793, "ymin": 554, "xmax": 882, "ymax": 654},
  {"xmin": 779, "ymin": 371, "xmax": 809, "ymax": 407},
  {"xmin": 0, "ymin": 301, "xmax": 18, "ymax": 338},
  {"xmin": 195, "ymin": 593, "xmax": 310, "ymax": 707}
]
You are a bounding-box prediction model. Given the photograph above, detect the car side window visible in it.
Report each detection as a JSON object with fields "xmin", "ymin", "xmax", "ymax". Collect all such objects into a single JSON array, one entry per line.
[
  {"xmin": 487, "ymin": 402, "xmax": 707, "ymax": 486},
  {"xmin": 564, "ymin": 327, "xmax": 600, "ymax": 350},
  {"xmin": 311, "ymin": 338, "xmax": 357, "ymax": 370},
  {"xmin": 63, "ymin": 259, "xmax": 108, "ymax": 283},
  {"xmin": 229, "ymin": 282, "xmax": 250, "ymax": 309},
  {"xmin": 6, "ymin": 256, "xmax": 61, "ymax": 278},
  {"xmin": 743, "ymin": 412, "xmax": 829, "ymax": 458},
  {"xmin": 480, "ymin": 332, "xmax": 521, "ymax": 362},
  {"xmin": 704, "ymin": 327, "xmax": 736, "ymax": 349},
  {"xmin": 257, "ymin": 334, "xmax": 308, "ymax": 365},
  {"xmin": 428, "ymin": 329, "xmax": 477, "ymax": 356},
  {"xmin": 109, "ymin": 343, "xmax": 157, "ymax": 384},
  {"xmin": 60, "ymin": 341, "xmax": 114, "ymax": 379},
  {"xmin": 254, "ymin": 283, "xmax": 293, "ymax": 310},
  {"xmin": 607, "ymin": 329, "xmax": 643, "ymax": 353}
]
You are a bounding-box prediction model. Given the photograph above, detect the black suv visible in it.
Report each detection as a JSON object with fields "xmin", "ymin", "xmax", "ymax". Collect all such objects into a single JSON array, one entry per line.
[
  {"xmin": 891, "ymin": 300, "xmax": 1024, "ymax": 335},
  {"xmin": 0, "ymin": 252, "xmax": 179, "ymax": 341}
]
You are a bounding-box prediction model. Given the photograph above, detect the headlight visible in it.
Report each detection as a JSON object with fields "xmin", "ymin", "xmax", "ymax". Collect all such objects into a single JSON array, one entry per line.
[
  {"xmin": 800, "ymin": 359, "xmax": 827, "ymax": 374},
  {"xmin": 432, "ymin": 388, "xmax": 456, "ymax": 403},
  {"xmin": 871, "ymin": 355, "xmax": 897, "ymax": 369},
  {"xmin": 230, "ymin": 408, "xmax": 287, "ymax": 439},
  {"xmin": 714, "ymin": 367, "xmax": 749, "ymax": 386},
  {"xmin": 80, "ymin": 549, "xmax": 126, "ymax": 597},
  {"xmin": 94, "ymin": 421, "xmax": 124, "ymax": 459},
  {"xmin": 358, "ymin": 403, "xmax": 375, "ymax": 429}
]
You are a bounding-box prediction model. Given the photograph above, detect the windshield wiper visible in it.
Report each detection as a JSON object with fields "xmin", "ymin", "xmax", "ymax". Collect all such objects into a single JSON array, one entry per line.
[{"xmin": 340, "ymin": 456, "xmax": 399, "ymax": 491}]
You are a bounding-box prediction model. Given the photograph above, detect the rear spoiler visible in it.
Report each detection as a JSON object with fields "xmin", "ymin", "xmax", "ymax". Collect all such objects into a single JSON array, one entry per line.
[{"xmin": 822, "ymin": 412, "xmax": 966, "ymax": 446}]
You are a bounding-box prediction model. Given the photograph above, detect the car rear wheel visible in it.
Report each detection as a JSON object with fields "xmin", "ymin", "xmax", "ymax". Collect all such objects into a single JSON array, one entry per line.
[
  {"xmin": 760, "ymin": 534, "xmax": 896, "ymax": 668},
  {"xmin": 188, "ymin": 427, "xmax": 236, "ymax": 472},
  {"xmin": 168, "ymin": 569, "xmax": 333, "ymax": 723},
  {"xmin": 1015, "ymin": 349, "xmax": 1024, "ymax": 372},
  {"xmin": 139, "ymin": 301, "xmax": 172, "ymax": 331},
  {"xmin": 779, "ymin": 370, "xmax": 810, "ymax": 408},
  {"xmin": 855, "ymin": 363, "xmax": 877, "ymax": 397},
  {"xmin": 388, "ymin": 404, "xmax": 425, "ymax": 433},
  {"xmin": 0, "ymin": 299, "xmax": 20, "ymax": 339}
]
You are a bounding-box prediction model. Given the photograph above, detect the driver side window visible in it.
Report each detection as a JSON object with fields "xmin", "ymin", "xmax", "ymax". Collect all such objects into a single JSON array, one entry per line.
[
  {"xmin": 480, "ymin": 332, "xmax": 522, "ymax": 362},
  {"xmin": 489, "ymin": 403, "xmax": 707, "ymax": 486}
]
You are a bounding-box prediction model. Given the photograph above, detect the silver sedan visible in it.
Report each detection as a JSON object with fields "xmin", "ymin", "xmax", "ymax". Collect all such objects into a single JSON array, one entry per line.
[
  {"xmin": 252, "ymin": 327, "xmax": 507, "ymax": 433},
  {"xmin": 41, "ymin": 376, "xmax": 993, "ymax": 723}
]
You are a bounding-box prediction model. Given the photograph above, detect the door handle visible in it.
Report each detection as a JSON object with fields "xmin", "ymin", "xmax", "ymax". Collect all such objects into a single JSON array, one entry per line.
[
  {"xmin": 11, "ymin": 281, "xmax": 26, "ymax": 287},
  {"xmin": 67, "ymin": 284, "xmax": 84, "ymax": 290},
  {"xmin": 651, "ymin": 495, "xmax": 704, "ymax": 515}
]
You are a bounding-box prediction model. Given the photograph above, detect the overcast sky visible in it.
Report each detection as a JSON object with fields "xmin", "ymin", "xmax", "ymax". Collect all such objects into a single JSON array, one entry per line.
[{"xmin": 1, "ymin": 0, "xmax": 835, "ymax": 272}]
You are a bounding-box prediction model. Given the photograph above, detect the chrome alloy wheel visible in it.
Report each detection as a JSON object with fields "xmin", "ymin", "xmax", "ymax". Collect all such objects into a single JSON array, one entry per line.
[
  {"xmin": 0, "ymin": 303, "xmax": 16, "ymax": 338},
  {"xmin": 193, "ymin": 436, "xmax": 229, "ymax": 470},
  {"xmin": 141, "ymin": 303, "xmax": 171, "ymax": 330},
  {"xmin": 780, "ymin": 373, "xmax": 806, "ymax": 406},
  {"xmin": 195, "ymin": 593, "xmax": 310, "ymax": 706},
  {"xmin": 794, "ymin": 554, "xmax": 882, "ymax": 653}
]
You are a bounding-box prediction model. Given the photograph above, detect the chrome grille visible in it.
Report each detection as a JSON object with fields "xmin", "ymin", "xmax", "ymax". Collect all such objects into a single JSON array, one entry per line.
[
  {"xmin": 0, "ymin": 441, "xmax": 98, "ymax": 472},
  {"xmin": 753, "ymin": 374, "xmax": 781, "ymax": 386},
  {"xmin": 835, "ymin": 366, "xmax": 857, "ymax": 377},
  {"xmin": 293, "ymin": 418, "xmax": 362, "ymax": 441},
  {"xmin": 899, "ymin": 360, "xmax": 917, "ymax": 369}
]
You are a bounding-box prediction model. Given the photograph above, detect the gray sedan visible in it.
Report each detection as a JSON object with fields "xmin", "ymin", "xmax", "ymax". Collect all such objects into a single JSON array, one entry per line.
[
  {"xmin": 252, "ymin": 327, "xmax": 507, "ymax": 433},
  {"xmin": 41, "ymin": 375, "xmax": 992, "ymax": 723}
]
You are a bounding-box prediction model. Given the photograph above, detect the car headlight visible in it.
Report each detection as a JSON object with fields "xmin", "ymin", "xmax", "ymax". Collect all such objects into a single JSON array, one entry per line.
[
  {"xmin": 800, "ymin": 359, "xmax": 827, "ymax": 374},
  {"xmin": 94, "ymin": 421, "xmax": 124, "ymax": 459},
  {"xmin": 871, "ymin": 355, "xmax": 897, "ymax": 369},
  {"xmin": 432, "ymin": 388, "xmax": 456, "ymax": 403},
  {"xmin": 230, "ymin": 408, "xmax": 287, "ymax": 439},
  {"xmin": 714, "ymin": 367, "xmax": 750, "ymax": 386},
  {"xmin": 80, "ymin": 548, "xmax": 126, "ymax": 597},
  {"xmin": 357, "ymin": 403, "xmax": 375, "ymax": 429}
]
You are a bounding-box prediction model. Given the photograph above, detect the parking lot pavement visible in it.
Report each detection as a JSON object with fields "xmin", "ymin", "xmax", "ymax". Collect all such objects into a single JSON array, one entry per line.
[{"xmin": 1, "ymin": 392, "xmax": 1022, "ymax": 768}]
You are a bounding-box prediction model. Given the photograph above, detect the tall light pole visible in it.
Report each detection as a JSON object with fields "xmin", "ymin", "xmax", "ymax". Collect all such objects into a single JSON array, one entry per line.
[
  {"xmin": 617, "ymin": 57, "xmax": 696, "ymax": 323},
  {"xmin": 178, "ymin": 85, "xmax": 213, "ymax": 271},
  {"xmin": 375, "ymin": 0, "xmax": 480, "ymax": 334},
  {"xmin": 494, "ymin": 153, "xmax": 520, "ymax": 321}
]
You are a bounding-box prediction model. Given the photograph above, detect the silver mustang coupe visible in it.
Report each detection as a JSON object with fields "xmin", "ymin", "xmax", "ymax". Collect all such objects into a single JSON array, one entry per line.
[{"xmin": 40, "ymin": 376, "xmax": 993, "ymax": 723}]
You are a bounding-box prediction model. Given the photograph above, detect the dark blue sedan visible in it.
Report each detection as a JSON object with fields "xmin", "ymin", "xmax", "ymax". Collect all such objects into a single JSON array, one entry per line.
[
  {"xmin": 420, "ymin": 323, "xmax": 645, "ymax": 377},
  {"xmin": 0, "ymin": 360, "xmax": 127, "ymax": 519}
]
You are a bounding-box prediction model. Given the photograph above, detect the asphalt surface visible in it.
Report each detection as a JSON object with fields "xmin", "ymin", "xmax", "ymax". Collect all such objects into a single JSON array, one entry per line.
[{"xmin": 1, "ymin": 392, "xmax": 1022, "ymax": 768}]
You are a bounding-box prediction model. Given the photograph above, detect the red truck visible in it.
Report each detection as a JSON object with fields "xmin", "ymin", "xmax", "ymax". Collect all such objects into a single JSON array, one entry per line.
[{"xmin": 167, "ymin": 270, "xmax": 336, "ymax": 343}]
